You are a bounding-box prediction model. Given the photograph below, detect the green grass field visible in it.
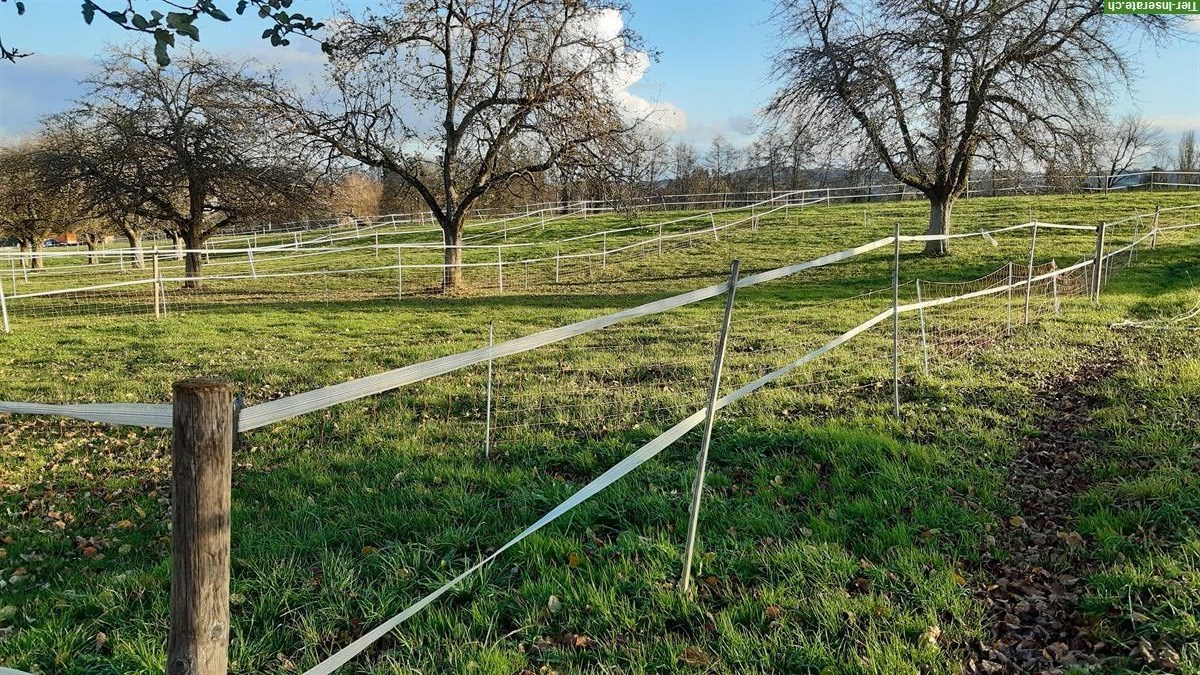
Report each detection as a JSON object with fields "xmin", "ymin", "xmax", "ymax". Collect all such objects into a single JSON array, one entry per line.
[{"xmin": 1, "ymin": 192, "xmax": 1198, "ymax": 674}]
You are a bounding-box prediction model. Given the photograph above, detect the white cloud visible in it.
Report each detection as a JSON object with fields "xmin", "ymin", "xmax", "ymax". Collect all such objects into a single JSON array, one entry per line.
[{"xmin": 575, "ymin": 8, "xmax": 688, "ymax": 133}]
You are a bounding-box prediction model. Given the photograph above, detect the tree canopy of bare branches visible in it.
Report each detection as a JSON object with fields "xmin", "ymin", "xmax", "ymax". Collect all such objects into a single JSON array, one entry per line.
[
  {"xmin": 0, "ymin": 136, "xmax": 94, "ymax": 269},
  {"xmin": 768, "ymin": 0, "xmax": 1174, "ymax": 255},
  {"xmin": 272, "ymin": 0, "xmax": 650, "ymax": 288},
  {"xmin": 1179, "ymin": 130, "xmax": 1197, "ymax": 173},
  {"xmin": 49, "ymin": 47, "xmax": 322, "ymax": 287}
]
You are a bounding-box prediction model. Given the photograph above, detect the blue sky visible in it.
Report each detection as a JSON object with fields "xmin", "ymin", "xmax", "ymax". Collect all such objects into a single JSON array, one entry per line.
[{"xmin": 1, "ymin": 1, "xmax": 1197, "ymax": 153}]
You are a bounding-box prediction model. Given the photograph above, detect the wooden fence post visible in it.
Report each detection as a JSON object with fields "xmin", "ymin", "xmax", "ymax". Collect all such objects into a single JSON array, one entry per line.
[{"xmin": 167, "ymin": 379, "xmax": 235, "ymax": 675}]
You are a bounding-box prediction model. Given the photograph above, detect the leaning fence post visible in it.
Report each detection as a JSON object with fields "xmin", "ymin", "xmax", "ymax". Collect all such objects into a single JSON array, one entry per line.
[
  {"xmin": 153, "ymin": 253, "xmax": 163, "ymax": 320},
  {"xmin": 891, "ymin": 223, "xmax": 901, "ymax": 419},
  {"xmin": 1128, "ymin": 217, "xmax": 1140, "ymax": 268},
  {"xmin": 168, "ymin": 379, "xmax": 235, "ymax": 675},
  {"xmin": 681, "ymin": 259, "xmax": 740, "ymax": 595},
  {"xmin": 710, "ymin": 213, "xmax": 718, "ymax": 241},
  {"xmin": 1050, "ymin": 260, "xmax": 1060, "ymax": 313},
  {"xmin": 1150, "ymin": 205, "xmax": 1160, "ymax": 249},
  {"xmin": 1091, "ymin": 223, "xmax": 1107, "ymax": 302},
  {"xmin": 247, "ymin": 248, "xmax": 257, "ymax": 280},
  {"xmin": 485, "ymin": 323, "xmax": 494, "ymax": 459},
  {"xmin": 915, "ymin": 279, "xmax": 929, "ymax": 376},
  {"xmin": 1006, "ymin": 261, "xmax": 1014, "ymax": 336},
  {"xmin": 1024, "ymin": 223, "xmax": 1038, "ymax": 325},
  {"xmin": 0, "ymin": 268, "xmax": 10, "ymax": 334}
]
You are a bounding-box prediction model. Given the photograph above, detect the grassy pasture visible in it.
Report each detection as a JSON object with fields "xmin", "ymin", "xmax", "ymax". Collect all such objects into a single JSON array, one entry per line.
[{"xmin": 0, "ymin": 192, "xmax": 1198, "ymax": 673}]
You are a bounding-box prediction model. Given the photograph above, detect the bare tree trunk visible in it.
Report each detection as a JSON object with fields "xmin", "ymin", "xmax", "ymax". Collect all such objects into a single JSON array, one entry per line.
[
  {"xmin": 19, "ymin": 239, "xmax": 31, "ymax": 270},
  {"xmin": 125, "ymin": 231, "xmax": 146, "ymax": 269},
  {"xmin": 86, "ymin": 239, "xmax": 98, "ymax": 265},
  {"xmin": 924, "ymin": 195, "xmax": 953, "ymax": 256},
  {"xmin": 183, "ymin": 230, "xmax": 205, "ymax": 290},
  {"xmin": 29, "ymin": 237, "xmax": 45, "ymax": 270},
  {"xmin": 441, "ymin": 218, "xmax": 465, "ymax": 289}
]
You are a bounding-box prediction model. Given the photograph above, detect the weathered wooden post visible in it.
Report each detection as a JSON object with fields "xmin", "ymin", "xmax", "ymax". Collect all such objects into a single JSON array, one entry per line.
[
  {"xmin": 167, "ymin": 379, "xmax": 235, "ymax": 675},
  {"xmin": 681, "ymin": 259, "xmax": 740, "ymax": 595}
]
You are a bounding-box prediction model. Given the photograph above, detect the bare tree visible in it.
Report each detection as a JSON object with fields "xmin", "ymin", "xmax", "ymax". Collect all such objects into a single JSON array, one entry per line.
[
  {"xmin": 671, "ymin": 141, "xmax": 700, "ymax": 194},
  {"xmin": 50, "ymin": 47, "xmax": 321, "ymax": 288},
  {"xmin": 272, "ymin": 0, "xmax": 649, "ymax": 289},
  {"xmin": 1088, "ymin": 115, "xmax": 1165, "ymax": 187},
  {"xmin": 327, "ymin": 171, "xmax": 384, "ymax": 220},
  {"xmin": 769, "ymin": 0, "xmax": 1174, "ymax": 255},
  {"xmin": 1178, "ymin": 130, "xmax": 1197, "ymax": 173},
  {"xmin": 704, "ymin": 134, "xmax": 738, "ymax": 192},
  {"xmin": 0, "ymin": 138, "xmax": 64, "ymax": 269}
]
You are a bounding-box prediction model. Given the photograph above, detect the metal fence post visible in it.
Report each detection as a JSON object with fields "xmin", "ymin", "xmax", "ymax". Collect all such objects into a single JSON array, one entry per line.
[
  {"xmin": 710, "ymin": 213, "xmax": 718, "ymax": 241},
  {"xmin": 397, "ymin": 249, "xmax": 403, "ymax": 300},
  {"xmin": 1150, "ymin": 205, "xmax": 1160, "ymax": 249},
  {"xmin": 1024, "ymin": 223, "xmax": 1038, "ymax": 325},
  {"xmin": 681, "ymin": 259, "xmax": 740, "ymax": 595},
  {"xmin": 1128, "ymin": 217, "xmax": 1140, "ymax": 268},
  {"xmin": 555, "ymin": 244, "xmax": 561, "ymax": 283},
  {"xmin": 0, "ymin": 268, "xmax": 10, "ymax": 334},
  {"xmin": 485, "ymin": 323, "xmax": 494, "ymax": 459},
  {"xmin": 247, "ymin": 248, "xmax": 257, "ymax": 280},
  {"xmin": 915, "ymin": 279, "xmax": 929, "ymax": 376},
  {"xmin": 1050, "ymin": 260, "xmax": 1060, "ymax": 313},
  {"xmin": 658, "ymin": 223, "xmax": 664, "ymax": 255},
  {"xmin": 892, "ymin": 223, "xmax": 901, "ymax": 419},
  {"xmin": 1006, "ymin": 261, "xmax": 1014, "ymax": 336},
  {"xmin": 602, "ymin": 233, "xmax": 607, "ymax": 269},
  {"xmin": 497, "ymin": 246, "xmax": 504, "ymax": 291},
  {"xmin": 153, "ymin": 252, "xmax": 163, "ymax": 320},
  {"xmin": 1091, "ymin": 223, "xmax": 1107, "ymax": 302},
  {"xmin": 167, "ymin": 379, "xmax": 234, "ymax": 675}
]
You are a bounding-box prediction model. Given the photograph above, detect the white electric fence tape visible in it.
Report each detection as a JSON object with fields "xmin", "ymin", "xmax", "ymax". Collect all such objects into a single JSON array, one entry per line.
[
  {"xmin": 301, "ymin": 256, "xmax": 1085, "ymax": 673},
  {"xmin": 4, "ymin": 216, "xmax": 1190, "ymax": 431}
]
